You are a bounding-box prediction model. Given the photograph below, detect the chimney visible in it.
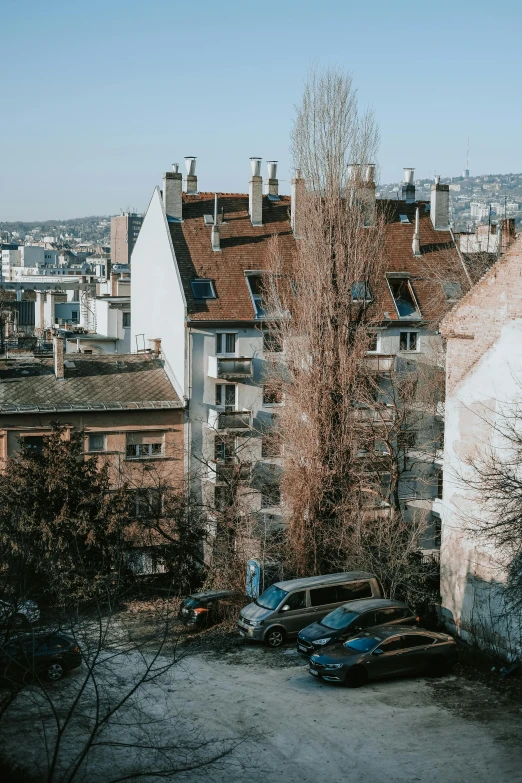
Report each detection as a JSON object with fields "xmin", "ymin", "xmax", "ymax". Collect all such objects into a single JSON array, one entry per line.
[
  {"xmin": 184, "ymin": 156, "xmax": 197, "ymax": 195},
  {"xmin": 291, "ymin": 169, "xmax": 305, "ymax": 238},
  {"xmin": 402, "ymin": 168, "xmax": 416, "ymax": 203},
  {"xmin": 348, "ymin": 163, "xmax": 376, "ymax": 225},
  {"xmin": 249, "ymin": 157, "xmax": 263, "ymax": 226},
  {"xmin": 148, "ymin": 338, "xmax": 162, "ymax": 356},
  {"xmin": 211, "ymin": 193, "xmax": 220, "ymax": 251},
  {"xmin": 53, "ymin": 336, "xmax": 65, "ymax": 380},
  {"xmin": 110, "ymin": 272, "xmax": 118, "ymax": 296},
  {"xmin": 163, "ymin": 163, "xmax": 183, "ymax": 221},
  {"xmin": 267, "ymin": 161, "xmax": 279, "ymax": 198},
  {"xmin": 430, "ymin": 175, "xmax": 450, "ymax": 230},
  {"xmin": 412, "ymin": 207, "xmax": 421, "ymax": 256}
]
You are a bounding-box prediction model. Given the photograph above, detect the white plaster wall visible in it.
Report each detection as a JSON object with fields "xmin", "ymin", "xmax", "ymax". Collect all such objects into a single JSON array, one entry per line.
[
  {"xmin": 441, "ymin": 320, "xmax": 522, "ymax": 653},
  {"xmin": 131, "ymin": 188, "xmax": 186, "ymax": 398}
]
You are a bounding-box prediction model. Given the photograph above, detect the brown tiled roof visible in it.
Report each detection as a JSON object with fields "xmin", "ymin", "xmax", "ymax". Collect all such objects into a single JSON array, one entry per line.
[
  {"xmin": 0, "ymin": 354, "xmax": 183, "ymax": 412},
  {"xmin": 171, "ymin": 193, "xmax": 467, "ymax": 325}
]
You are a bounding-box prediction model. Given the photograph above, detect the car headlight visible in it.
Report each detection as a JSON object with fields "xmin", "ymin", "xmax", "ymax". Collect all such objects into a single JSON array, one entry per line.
[
  {"xmin": 323, "ymin": 663, "xmax": 343, "ymax": 670},
  {"xmin": 314, "ymin": 638, "xmax": 332, "ymax": 646},
  {"xmin": 250, "ymin": 619, "xmax": 263, "ymax": 627}
]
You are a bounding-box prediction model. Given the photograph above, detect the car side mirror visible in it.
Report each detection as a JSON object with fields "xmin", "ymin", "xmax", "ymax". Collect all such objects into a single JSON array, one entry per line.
[
  {"xmin": 372, "ymin": 648, "xmax": 384, "ymax": 656},
  {"xmin": 353, "ymin": 626, "xmax": 362, "ymax": 631},
  {"xmin": 280, "ymin": 605, "xmax": 290, "ymax": 612}
]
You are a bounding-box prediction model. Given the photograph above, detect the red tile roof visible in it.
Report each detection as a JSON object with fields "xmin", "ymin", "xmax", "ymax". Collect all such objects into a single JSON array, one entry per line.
[{"xmin": 170, "ymin": 193, "xmax": 467, "ymax": 324}]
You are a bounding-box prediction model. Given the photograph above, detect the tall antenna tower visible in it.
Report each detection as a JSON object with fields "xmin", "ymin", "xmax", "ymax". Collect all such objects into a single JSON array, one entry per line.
[{"xmin": 463, "ymin": 137, "xmax": 470, "ymax": 178}]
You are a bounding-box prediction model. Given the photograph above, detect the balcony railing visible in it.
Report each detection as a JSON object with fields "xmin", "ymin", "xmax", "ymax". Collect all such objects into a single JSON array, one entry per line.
[
  {"xmin": 216, "ymin": 462, "xmax": 252, "ymax": 482},
  {"xmin": 364, "ymin": 354, "xmax": 394, "ymax": 373},
  {"xmin": 208, "ymin": 409, "xmax": 252, "ymax": 430},
  {"xmin": 208, "ymin": 356, "xmax": 253, "ymax": 380}
]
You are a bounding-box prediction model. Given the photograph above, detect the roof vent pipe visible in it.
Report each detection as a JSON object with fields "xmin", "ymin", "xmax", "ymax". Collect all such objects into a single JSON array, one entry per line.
[
  {"xmin": 184, "ymin": 156, "xmax": 197, "ymax": 194},
  {"xmin": 402, "ymin": 167, "xmax": 416, "ymax": 203},
  {"xmin": 412, "ymin": 207, "xmax": 421, "ymax": 256},
  {"xmin": 249, "ymin": 158, "xmax": 263, "ymax": 226},
  {"xmin": 267, "ymin": 161, "xmax": 279, "ymax": 197},
  {"xmin": 211, "ymin": 193, "xmax": 220, "ymax": 251}
]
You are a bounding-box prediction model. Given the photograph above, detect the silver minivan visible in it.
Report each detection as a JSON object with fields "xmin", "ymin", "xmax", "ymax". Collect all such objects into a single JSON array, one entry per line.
[{"xmin": 237, "ymin": 571, "xmax": 382, "ymax": 648}]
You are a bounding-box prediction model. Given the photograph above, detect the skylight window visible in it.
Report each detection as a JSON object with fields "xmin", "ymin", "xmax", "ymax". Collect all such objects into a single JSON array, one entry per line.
[
  {"xmin": 352, "ymin": 282, "xmax": 372, "ymax": 302},
  {"xmin": 246, "ymin": 273, "xmax": 266, "ymax": 318},
  {"xmin": 388, "ymin": 277, "xmax": 421, "ymax": 319},
  {"xmin": 441, "ymin": 281, "xmax": 462, "ymax": 301},
  {"xmin": 399, "ymin": 214, "xmax": 410, "ymax": 224},
  {"xmin": 190, "ymin": 279, "xmax": 216, "ymax": 299}
]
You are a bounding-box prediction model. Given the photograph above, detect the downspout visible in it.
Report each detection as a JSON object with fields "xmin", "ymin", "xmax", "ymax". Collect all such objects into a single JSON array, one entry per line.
[{"xmin": 449, "ymin": 226, "xmax": 473, "ymax": 290}]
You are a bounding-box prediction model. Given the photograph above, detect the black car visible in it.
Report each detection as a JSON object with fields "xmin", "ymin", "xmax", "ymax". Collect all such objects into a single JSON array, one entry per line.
[
  {"xmin": 0, "ymin": 632, "xmax": 82, "ymax": 683},
  {"xmin": 297, "ymin": 599, "xmax": 418, "ymax": 655},
  {"xmin": 179, "ymin": 590, "xmax": 246, "ymax": 629},
  {"xmin": 308, "ymin": 625, "xmax": 457, "ymax": 687}
]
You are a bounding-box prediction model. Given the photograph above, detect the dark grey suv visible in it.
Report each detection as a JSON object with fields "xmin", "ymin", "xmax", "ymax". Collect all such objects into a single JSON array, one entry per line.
[
  {"xmin": 308, "ymin": 625, "xmax": 457, "ymax": 687},
  {"xmin": 297, "ymin": 599, "xmax": 418, "ymax": 656}
]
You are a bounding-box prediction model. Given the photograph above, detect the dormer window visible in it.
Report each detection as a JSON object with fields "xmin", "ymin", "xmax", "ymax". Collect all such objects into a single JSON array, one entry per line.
[
  {"xmin": 399, "ymin": 215, "xmax": 410, "ymax": 224},
  {"xmin": 387, "ymin": 276, "xmax": 421, "ymax": 319},
  {"xmin": 245, "ymin": 273, "xmax": 266, "ymax": 318},
  {"xmin": 190, "ymin": 279, "xmax": 216, "ymax": 299}
]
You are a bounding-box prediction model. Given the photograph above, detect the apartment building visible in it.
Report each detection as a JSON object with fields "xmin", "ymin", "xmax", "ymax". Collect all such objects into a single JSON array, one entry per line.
[
  {"xmin": 111, "ymin": 212, "xmax": 143, "ymax": 265},
  {"xmin": 131, "ymin": 159, "xmax": 467, "ymax": 560},
  {"xmin": 0, "ymin": 341, "xmax": 185, "ymax": 572}
]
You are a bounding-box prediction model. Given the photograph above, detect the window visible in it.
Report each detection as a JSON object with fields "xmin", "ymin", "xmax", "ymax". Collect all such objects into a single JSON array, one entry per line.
[
  {"xmin": 216, "ymin": 333, "xmax": 236, "ymax": 355},
  {"xmin": 261, "ymin": 484, "xmax": 281, "ymax": 508},
  {"xmin": 399, "ymin": 214, "xmax": 410, "ymax": 224},
  {"xmin": 215, "ymin": 384, "xmax": 236, "ymax": 409},
  {"xmin": 263, "ymin": 329, "xmax": 282, "ymax": 352},
  {"xmin": 374, "ymin": 607, "xmax": 400, "ymax": 625},
  {"xmin": 399, "ymin": 331, "xmax": 418, "ymax": 351},
  {"xmin": 398, "ymin": 430, "xmax": 416, "ymax": 450},
  {"xmin": 246, "ymin": 274, "xmax": 266, "ymax": 318},
  {"xmin": 263, "ymin": 386, "xmax": 283, "ymax": 406},
  {"xmin": 437, "ymin": 469, "xmax": 443, "ymax": 500},
  {"xmin": 433, "ymin": 514, "xmax": 441, "ymax": 547},
  {"xmin": 352, "ymin": 282, "xmax": 372, "ymax": 302},
  {"xmin": 71, "ymin": 311, "xmax": 79, "ymax": 322},
  {"xmin": 134, "ymin": 489, "xmax": 163, "ymax": 518},
  {"xmin": 310, "ymin": 586, "xmax": 338, "ymax": 607},
  {"xmin": 122, "ymin": 312, "xmax": 131, "ymax": 328},
  {"xmin": 88, "ymin": 433, "xmax": 105, "ymax": 452},
  {"xmin": 215, "ymin": 435, "xmax": 235, "ymax": 462},
  {"xmin": 215, "ymin": 485, "xmax": 234, "ymax": 511},
  {"xmin": 284, "ymin": 591, "xmax": 306, "ymax": 611},
  {"xmin": 190, "ymin": 279, "xmax": 216, "ymax": 299},
  {"xmin": 22, "ymin": 436, "xmax": 44, "ymax": 454},
  {"xmin": 262, "ymin": 435, "xmax": 281, "ymax": 458},
  {"xmin": 367, "ymin": 332, "xmax": 380, "ymax": 352},
  {"xmin": 401, "ymin": 634, "xmax": 435, "ymax": 649},
  {"xmin": 441, "ymin": 281, "xmax": 462, "ymax": 301},
  {"xmin": 378, "ymin": 637, "xmax": 403, "ymax": 653},
  {"xmin": 388, "ymin": 278, "xmax": 421, "ymax": 319},
  {"xmin": 335, "ymin": 581, "xmax": 373, "ymax": 602},
  {"xmin": 126, "ymin": 433, "xmax": 164, "ymax": 459}
]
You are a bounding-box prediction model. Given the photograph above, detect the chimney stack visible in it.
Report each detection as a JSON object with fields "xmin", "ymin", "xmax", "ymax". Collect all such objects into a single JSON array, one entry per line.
[
  {"xmin": 184, "ymin": 157, "xmax": 198, "ymax": 195},
  {"xmin": 211, "ymin": 193, "xmax": 220, "ymax": 251},
  {"xmin": 267, "ymin": 161, "xmax": 279, "ymax": 198},
  {"xmin": 53, "ymin": 336, "xmax": 65, "ymax": 380},
  {"xmin": 402, "ymin": 168, "xmax": 416, "ymax": 203},
  {"xmin": 430, "ymin": 175, "xmax": 450, "ymax": 230},
  {"xmin": 412, "ymin": 207, "xmax": 421, "ymax": 256},
  {"xmin": 348, "ymin": 163, "xmax": 376, "ymax": 225},
  {"xmin": 291, "ymin": 169, "xmax": 305, "ymax": 238},
  {"xmin": 249, "ymin": 158, "xmax": 263, "ymax": 226},
  {"xmin": 148, "ymin": 338, "xmax": 162, "ymax": 356},
  {"xmin": 163, "ymin": 163, "xmax": 183, "ymax": 221}
]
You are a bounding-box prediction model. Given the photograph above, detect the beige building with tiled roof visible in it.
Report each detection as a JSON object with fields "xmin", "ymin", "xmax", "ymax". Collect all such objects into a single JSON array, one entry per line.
[{"xmin": 131, "ymin": 160, "xmax": 470, "ymax": 565}]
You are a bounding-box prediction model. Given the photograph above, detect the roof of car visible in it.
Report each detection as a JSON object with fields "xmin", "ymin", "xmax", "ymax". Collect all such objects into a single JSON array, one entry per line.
[
  {"xmin": 190, "ymin": 590, "xmax": 239, "ymax": 601},
  {"xmin": 274, "ymin": 571, "xmax": 376, "ymax": 591},
  {"xmin": 364, "ymin": 624, "xmax": 437, "ymax": 638},
  {"xmin": 340, "ymin": 598, "xmax": 410, "ymax": 613}
]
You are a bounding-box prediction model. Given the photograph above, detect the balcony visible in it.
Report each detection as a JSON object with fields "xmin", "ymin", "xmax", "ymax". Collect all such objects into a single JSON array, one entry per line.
[
  {"xmin": 208, "ymin": 409, "xmax": 252, "ymax": 430},
  {"xmin": 208, "ymin": 356, "xmax": 253, "ymax": 380},
  {"xmin": 216, "ymin": 461, "xmax": 252, "ymax": 482},
  {"xmin": 364, "ymin": 354, "xmax": 394, "ymax": 373}
]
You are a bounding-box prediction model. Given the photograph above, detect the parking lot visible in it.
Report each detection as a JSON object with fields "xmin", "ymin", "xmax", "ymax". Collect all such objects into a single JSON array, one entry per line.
[{"xmin": 169, "ymin": 635, "xmax": 522, "ymax": 783}]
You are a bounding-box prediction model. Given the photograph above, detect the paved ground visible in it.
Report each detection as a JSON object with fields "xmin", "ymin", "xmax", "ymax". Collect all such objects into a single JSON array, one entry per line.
[{"xmin": 170, "ymin": 642, "xmax": 522, "ymax": 783}]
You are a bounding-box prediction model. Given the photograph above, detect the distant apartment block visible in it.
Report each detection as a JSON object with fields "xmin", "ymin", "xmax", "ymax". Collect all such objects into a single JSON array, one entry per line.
[{"xmin": 110, "ymin": 212, "xmax": 143, "ymax": 265}]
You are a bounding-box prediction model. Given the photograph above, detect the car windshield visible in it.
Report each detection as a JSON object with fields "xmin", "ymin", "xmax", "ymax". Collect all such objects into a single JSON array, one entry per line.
[
  {"xmin": 183, "ymin": 597, "xmax": 203, "ymax": 609},
  {"xmin": 320, "ymin": 608, "xmax": 359, "ymax": 630},
  {"xmin": 344, "ymin": 635, "xmax": 381, "ymax": 653},
  {"xmin": 255, "ymin": 585, "xmax": 288, "ymax": 610}
]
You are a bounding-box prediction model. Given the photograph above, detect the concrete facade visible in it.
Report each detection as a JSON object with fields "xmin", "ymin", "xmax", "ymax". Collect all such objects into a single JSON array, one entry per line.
[{"xmin": 111, "ymin": 213, "xmax": 143, "ymax": 265}]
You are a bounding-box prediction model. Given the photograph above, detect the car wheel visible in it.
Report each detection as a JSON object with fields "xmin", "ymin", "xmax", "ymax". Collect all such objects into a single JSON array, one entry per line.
[
  {"xmin": 11, "ymin": 613, "xmax": 30, "ymax": 630},
  {"xmin": 46, "ymin": 663, "xmax": 65, "ymax": 682},
  {"xmin": 430, "ymin": 656, "xmax": 451, "ymax": 677},
  {"xmin": 265, "ymin": 627, "xmax": 285, "ymax": 648},
  {"xmin": 345, "ymin": 666, "xmax": 367, "ymax": 688}
]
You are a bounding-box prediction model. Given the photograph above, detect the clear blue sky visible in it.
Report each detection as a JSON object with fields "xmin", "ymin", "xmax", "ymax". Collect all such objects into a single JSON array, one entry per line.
[{"xmin": 2, "ymin": 0, "xmax": 521, "ymax": 221}]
